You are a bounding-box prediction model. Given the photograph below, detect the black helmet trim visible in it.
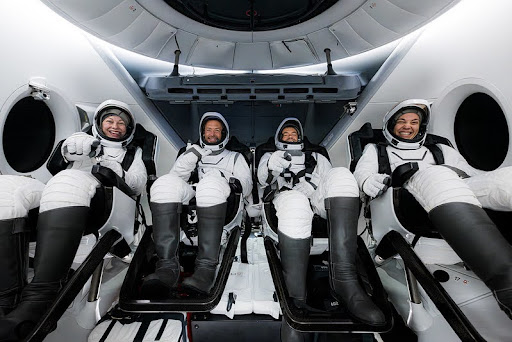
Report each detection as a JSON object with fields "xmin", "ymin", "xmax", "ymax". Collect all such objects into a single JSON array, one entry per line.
[
  {"xmin": 382, "ymin": 99, "xmax": 431, "ymax": 150},
  {"xmin": 92, "ymin": 100, "xmax": 136, "ymax": 148},
  {"xmin": 199, "ymin": 112, "xmax": 229, "ymax": 152},
  {"xmin": 95, "ymin": 107, "xmax": 134, "ymax": 142},
  {"xmin": 275, "ymin": 117, "xmax": 304, "ymax": 151},
  {"xmin": 386, "ymin": 107, "xmax": 427, "ymax": 144}
]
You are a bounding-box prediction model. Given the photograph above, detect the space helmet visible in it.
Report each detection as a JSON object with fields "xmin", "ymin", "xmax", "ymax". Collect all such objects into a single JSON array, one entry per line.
[
  {"xmin": 92, "ymin": 99, "xmax": 135, "ymax": 148},
  {"xmin": 275, "ymin": 117, "xmax": 304, "ymax": 152},
  {"xmin": 199, "ymin": 112, "xmax": 229, "ymax": 153},
  {"xmin": 382, "ymin": 99, "xmax": 430, "ymax": 150}
]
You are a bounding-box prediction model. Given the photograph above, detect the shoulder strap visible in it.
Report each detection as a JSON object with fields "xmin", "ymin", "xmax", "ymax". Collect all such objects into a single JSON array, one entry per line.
[
  {"xmin": 425, "ymin": 144, "xmax": 444, "ymax": 165},
  {"xmin": 377, "ymin": 143, "xmax": 392, "ymax": 175},
  {"xmin": 121, "ymin": 145, "xmax": 137, "ymax": 172}
]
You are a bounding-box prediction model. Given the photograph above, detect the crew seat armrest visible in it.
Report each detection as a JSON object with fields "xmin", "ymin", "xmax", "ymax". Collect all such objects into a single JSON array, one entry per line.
[
  {"xmin": 391, "ymin": 162, "xmax": 419, "ymax": 188},
  {"xmin": 92, "ymin": 164, "xmax": 135, "ymax": 198},
  {"xmin": 47, "ymin": 140, "xmax": 70, "ymax": 176},
  {"xmin": 229, "ymin": 177, "xmax": 243, "ymax": 195}
]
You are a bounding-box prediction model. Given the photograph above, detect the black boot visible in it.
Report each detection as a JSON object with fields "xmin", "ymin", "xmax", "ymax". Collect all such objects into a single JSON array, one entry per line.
[
  {"xmin": 0, "ymin": 219, "xmax": 30, "ymax": 317},
  {"xmin": 325, "ymin": 197, "xmax": 385, "ymax": 326},
  {"xmin": 182, "ymin": 202, "xmax": 227, "ymax": 294},
  {"xmin": 277, "ymin": 231, "xmax": 311, "ymax": 307},
  {"xmin": 277, "ymin": 231, "xmax": 311, "ymax": 342},
  {"xmin": 429, "ymin": 202, "xmax": 512, "ymax": 319},
  {"xmin": 0, "ymin": 206, "xmax": 88, "ymax": 341},
  {"xmin": 141, "ymin": 202, "xmax": 182, "ymax": 298},
  {"xmin": 280, "ymin": 318, "xmax": 313, "ymax": 342}
]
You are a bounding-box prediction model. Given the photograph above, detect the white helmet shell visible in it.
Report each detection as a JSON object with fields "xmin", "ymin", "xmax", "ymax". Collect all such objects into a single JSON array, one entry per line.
[
  {"xmin": 199, "ymin": 112, "xmax": 229, "ymax": 153},
  {"xmin": 92, "ymin": 99, "xmax": 135, "ymax": 148},
  {"xmin": 382, "ymin": 99, "xmax": 431, "ymax": 150},
  {"xmin": 275, "ymin": 117, "xmax": 304, "ymax": 152}
]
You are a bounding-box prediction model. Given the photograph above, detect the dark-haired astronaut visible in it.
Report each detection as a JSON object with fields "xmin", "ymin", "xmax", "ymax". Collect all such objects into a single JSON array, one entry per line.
[
  {"xmin": 0, "ymin": 100, "xmax": 147, "ymax": 340},
  {"xmin": 257, "ymin": 118, "xmax": 385, "ymax": 340},
  {"xmin": 354, "ymin": 99, "xmax": 512, "ymax": 319},
  {"xmin": 145, "ymin": 112, "xmax": 252, "ymax": 296}
]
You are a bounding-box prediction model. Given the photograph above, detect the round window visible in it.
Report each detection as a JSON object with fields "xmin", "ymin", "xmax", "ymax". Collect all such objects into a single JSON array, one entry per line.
[
  {"xmin": 454, "ymin": 93, "xmax": 508, "ymax": 171},
  {"xmin": 3, "ymin": 97, "xmax": 56, "ymax": 173}
]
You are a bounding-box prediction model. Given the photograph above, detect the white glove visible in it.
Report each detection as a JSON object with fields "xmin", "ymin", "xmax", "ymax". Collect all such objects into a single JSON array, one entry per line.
[
  {"xmin": 268, "ymin": 151, "xmax": 292, "ymax": 174},
  {"xmin": 99, "ymin": 159, "xmax": 124, "ymax": 178},
  {"xmin": 62, "ymin": 132, "xmax": 100, "ymax": 162},
  {"xmin": 362, "ymin": 173, "xmax": 391, "ymax": 198},
  {"xmin": 294, "ymin": 180, "xmax": 315, "ymax": 197},
  {"xmin": 172, "ymin": 143, "xmax": 212, "ymax": 179}
]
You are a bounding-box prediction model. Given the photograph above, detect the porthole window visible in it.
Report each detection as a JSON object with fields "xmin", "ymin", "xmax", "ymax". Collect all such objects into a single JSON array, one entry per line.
[
  {"xmin": 454, "ymin": 93, "xmax": 508, "ymax": 171},
  {"xmin": 3, "ymin": 97, "xmax": 55, "ymax": 173}
]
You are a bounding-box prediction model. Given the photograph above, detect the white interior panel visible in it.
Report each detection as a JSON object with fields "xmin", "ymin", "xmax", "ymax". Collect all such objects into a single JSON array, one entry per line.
[
  {"xmin": 47, "ymin": 0, "xmax": 123, "ymax": 22},
  {"xmin": 85, "ymin": 0, "xmax": 142, "ymax": 38},
  {"xmin": 187, "ymin": 38, "xmax": 236, "ymax": 69},
  {"xmin": 329, "ymin": 20, "xmax": 374, "ymax": 56},
  {"xmin": 132, "ymin": 22, "xmax": 177, "ymax": 58},
  {"xmin": 109, "ymin": 11, "xmax": 160, "ymax": 48},
  {"xmin": 389, "ymin": 0, "xmax": 458, "ymax": 18},
  {"xmin": 363, "ymin": 0, "xmax": 425, "ymax": 34},
  {"xmin": 42, "ymin": 0, "xmax": 460, "ymax": 69},
  {"xmin": 156, "ymin": 30, "xmax": 197, "ymax": 61},
  {"xmin": 233, "ymin": 43, "xmax": 273, "ymax": 70},
  {"xmin": 346, "ymin": 8, "xmax": 399, "ymax": 47},
  {"xmin": 270, "ymin": 39, "xmax": 318, "ymax": 69},
  {"xmin": 307, "ymin": 28, "xmax": 350, "ymax": 62}
]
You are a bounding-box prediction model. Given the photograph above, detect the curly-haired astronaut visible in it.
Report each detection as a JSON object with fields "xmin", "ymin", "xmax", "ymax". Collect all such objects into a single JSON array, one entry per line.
[
  {"xmin": 257, "ymin": 118, "xmax": 385, "ymax": 340},
  {"xmin": 0, "ymin": 100, "xmax": 147, "ymax": 340},
  {"xmin": 144, "ymin": 112, "xmax": 252, "ymax": 296},
  {"xmin": 354, "ymin": 99, "xmax": 512, "ymax": 319}
]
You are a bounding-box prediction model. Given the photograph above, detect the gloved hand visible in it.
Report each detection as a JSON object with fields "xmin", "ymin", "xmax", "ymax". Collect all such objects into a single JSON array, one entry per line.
[
  {"xmin": 362, "ymin": 173, "xmax": 391, "ymax": 198},
  {"xmin": 268, "ymin": 151, "xmax": 292, "ymax": 174},
  {"xmin": 172, "ymin": 143, "xmax": 212, "ymax": 178},
  {"xmin": 62, "ymin": 132, "xmax": 100, "ymax": 162},
  {"xmin": 99, "ymin": 159, "xmax": 124, "ymax": 178},
  {"xmin": 294, "ymin": 180, "xmax": 315, "ymax": 197}
]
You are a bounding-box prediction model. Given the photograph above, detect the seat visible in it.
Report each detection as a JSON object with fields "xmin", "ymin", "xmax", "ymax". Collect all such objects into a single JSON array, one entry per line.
[
  {"xmin": 255, "ymin": 136, "xmax": 393, "ymax": 333},
  {"xmin": 255, "ymin": 136, "xmax": 330, "ymax": 254},
  {"xmin": 25, "ymin": 123, "xmax": 158, "ymax": 341},
  {"xmin": 118, "ymin": 136, "xmax": 250, "ymax": 312},
  {"xmin": 348, "ymin": 122, "xmax": 489, "ymax": 341},
  {"xmin": 348, "ymin": 122, "xmax": 461, "ymax": 265}
]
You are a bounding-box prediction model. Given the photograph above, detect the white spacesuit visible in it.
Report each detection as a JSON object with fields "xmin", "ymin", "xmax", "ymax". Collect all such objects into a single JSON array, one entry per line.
[
  {"xmin": 354, "ymin": 99, "xmax": 512, "ymax": 320},
  {"xmin": 0, "ymin": 100, "xmax": 147, "ymax": 340},
  {"xmin": 144, "ymin": 112, "xmax": 252, "ymax": 296},
  {"xmin": 257, "ymin": 118, "xmax": 385, "ymax": 340}
]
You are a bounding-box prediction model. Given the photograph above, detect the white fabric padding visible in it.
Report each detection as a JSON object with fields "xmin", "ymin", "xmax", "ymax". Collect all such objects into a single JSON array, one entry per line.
[
  {"xmin": 195, "ymin": 170, "xmax": 231, "ymax": 207},
  {"xmin": 150, "ymin": 173, "xmax": 195, "ymax": 204},
  {"xmin": 404, "ymin": 165, "xmax": 480, "ymax": 213},
  {"xmin": 211, "ymin": 262, "xmax": 253, "ymax": 318},
  {"xmin": 252, "ymin": 262, "xmax": 281, "ymax": 319},
  {"xmin": 212, "ymin": 236, "xmax": 281, "ymax": 319},
  {"xmin": 39, "ymin": 169, "xmax": 100, "ymax": 213},
  {"xmin": 0, "ymin": 175, "xmax": 45, "ymax": 220},
  {"xmin": 464, "ymin": 166, "xmax": 512, "ymax": 211},
  {"xmin": 273, "ymin": 190, "xmax": 313, "ymax": 239},
  {"xmin": 88, "ymin": 318, "xmax": 183, "ymax": 342}
]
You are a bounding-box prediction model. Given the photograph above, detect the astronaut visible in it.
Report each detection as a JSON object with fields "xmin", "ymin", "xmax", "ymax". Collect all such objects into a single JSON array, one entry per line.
[
  {"xmin": 354, "ymin": 99, "xmax": 512, "ymax": 319},
  {"xmin": 143, "ymin": 112, "xmax": 252, "ymax": 296},
  {"xmin": 0, "ymin": 100, "xmax": 147, "ymax": 340},
  {"xmin": 257, "ymin": 118, "xmax": 385, "ymax": 340}
]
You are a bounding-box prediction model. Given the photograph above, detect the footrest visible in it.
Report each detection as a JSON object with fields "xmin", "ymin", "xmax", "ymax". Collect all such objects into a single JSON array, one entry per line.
[
  {"xmin": 119, "ymin": 226, "xmax": 241, "ymax": 312},
  {"xmin": 264, "ymin": 236, "xmax": 393, "ymax": 333}
]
